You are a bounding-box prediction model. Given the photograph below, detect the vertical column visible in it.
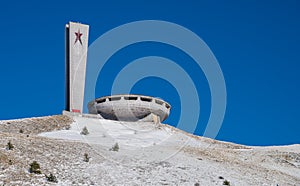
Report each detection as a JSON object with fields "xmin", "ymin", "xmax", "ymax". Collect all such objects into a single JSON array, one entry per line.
[
  {"xmin": 66, "ymin": 22, "xmax": 89, "ymax": 113},
  {"xmin": 65, "ymin": 24, "xmax": 70, "ymax": 111}
]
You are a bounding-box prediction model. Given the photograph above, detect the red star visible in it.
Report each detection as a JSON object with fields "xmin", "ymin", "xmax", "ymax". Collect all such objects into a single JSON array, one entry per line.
[{"xmin": 74, "ymin": 29, "xmax": 83, "ymax": 45}]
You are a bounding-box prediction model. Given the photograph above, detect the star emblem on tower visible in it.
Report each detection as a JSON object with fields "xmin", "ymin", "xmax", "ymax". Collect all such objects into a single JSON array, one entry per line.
[{"xmin": 74, "ymin": 29, "xmax": 83, "ymax": 45}]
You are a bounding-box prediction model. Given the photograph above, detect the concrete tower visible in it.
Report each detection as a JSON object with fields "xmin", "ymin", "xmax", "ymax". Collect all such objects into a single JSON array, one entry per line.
[{"xmin": 65, "ymin": 22, "xmax": 89, "ymax": 113}]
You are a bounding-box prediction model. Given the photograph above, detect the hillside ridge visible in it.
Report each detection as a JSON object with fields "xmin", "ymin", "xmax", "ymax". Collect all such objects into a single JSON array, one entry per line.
[{"xmin": 0, "ymin": 115, "xmax": 299, "ymax": 185}]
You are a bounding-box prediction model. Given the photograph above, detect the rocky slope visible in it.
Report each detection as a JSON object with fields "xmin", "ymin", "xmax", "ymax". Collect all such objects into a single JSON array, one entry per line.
[{"xmin": 0, "ymin": 115, "xmax": 299, "ymax": 185}]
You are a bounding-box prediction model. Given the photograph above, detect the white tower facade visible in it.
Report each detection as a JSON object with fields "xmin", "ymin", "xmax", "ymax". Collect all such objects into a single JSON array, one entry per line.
[{"xmin": 65, "ymin": 22, "xmax": 89, "ymax": 113}]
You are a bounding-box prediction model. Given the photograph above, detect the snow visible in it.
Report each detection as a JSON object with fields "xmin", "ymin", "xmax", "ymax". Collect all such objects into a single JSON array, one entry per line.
[
  {"xmin": 39, "ymin": 117, "xmax": 175, "ymax": 150},
  {"xmin": 0, "ymin": 115, "xmax": 299, "ymax": 185}
]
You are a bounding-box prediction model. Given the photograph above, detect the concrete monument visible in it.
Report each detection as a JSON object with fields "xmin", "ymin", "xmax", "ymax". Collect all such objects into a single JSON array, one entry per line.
[
  {"xmin": 64, "ymin": 22, "xmax": 171, "ymax": 122},
  {"xmin": 88, "ymin": 94, "xmax": 171, "ymax": 122},
  {"xmin": 65, "ymin": 22, "xmax": 89, "ymax": 113}
]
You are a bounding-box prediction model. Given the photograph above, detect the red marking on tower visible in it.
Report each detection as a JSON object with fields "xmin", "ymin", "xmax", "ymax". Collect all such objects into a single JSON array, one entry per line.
[
  {"xmin": 74, "ymin": 29, "xmax": 83, "ymax": 45},
  {"xmin": 72, "ymin": 109, "xmax": 81, "ymax": 113}
]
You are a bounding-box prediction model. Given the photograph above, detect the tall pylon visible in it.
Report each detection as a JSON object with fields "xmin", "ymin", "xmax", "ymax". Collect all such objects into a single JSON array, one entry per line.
[{"xmin": 65, "ymin": 22, "xmax": 89, "ymax": 113}]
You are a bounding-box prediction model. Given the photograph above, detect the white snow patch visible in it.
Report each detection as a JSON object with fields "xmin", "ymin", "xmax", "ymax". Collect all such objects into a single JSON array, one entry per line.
[{"xmin": 39, "ymin": 116, "xmax": 174, "ymax": 150}]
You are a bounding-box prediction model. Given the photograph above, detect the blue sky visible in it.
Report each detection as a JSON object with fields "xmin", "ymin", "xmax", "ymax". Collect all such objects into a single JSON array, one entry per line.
[{"xmin": 0, "ymin": 1, "xmax": 299, "ymax": 146}]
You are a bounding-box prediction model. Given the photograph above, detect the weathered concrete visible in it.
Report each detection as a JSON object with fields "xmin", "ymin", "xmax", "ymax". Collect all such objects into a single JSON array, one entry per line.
[
  {"xmin": 66, "ymin": 22, "xmax": 89, "ymax": 113},
  {"xmin": 62, "ymin": 110, "xmax": 103, "ymax": 119},
  {"xmin": 88, "ymin": 94, "xmax": 171, "ymax": 122}
]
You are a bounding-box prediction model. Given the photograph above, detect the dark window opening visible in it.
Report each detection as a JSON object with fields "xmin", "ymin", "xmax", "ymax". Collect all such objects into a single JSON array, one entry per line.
[
  {"xmin": 141, "ymin": 97, "xmax": 152, "ymax": 102},
  {"xmin": 165, "ymin": 104, "xmax": 171, "ymax": 109},
  {"xmin": 109, "ymin": 97, "xmax": 121, "ymax": 101},
  {"xmin": 155, "ymin": 99, "xmax": 163, "ymax": 105},
  {"xmin": 124, "ymin": 96, "xmax": 138, "ymax": 100},
  {"xmin": 96, "ymin": 98, "xmax": 106, "ymax": 103}
]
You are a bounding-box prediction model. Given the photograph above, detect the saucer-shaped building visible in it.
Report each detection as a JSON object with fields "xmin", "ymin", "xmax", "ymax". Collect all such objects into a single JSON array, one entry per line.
[{"xmin": 88, "ymin": 94, "xmax": 171, "ymax": 122}]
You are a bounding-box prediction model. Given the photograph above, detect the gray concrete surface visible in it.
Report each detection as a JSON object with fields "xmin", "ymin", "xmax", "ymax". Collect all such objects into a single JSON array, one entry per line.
[
  {"xmin": 88, "ymin": 94, "xmax": 171, "ymax": 122},
  {"xmin": 67, "ymin": 22, "xmax": 89, "ymax": 113}
]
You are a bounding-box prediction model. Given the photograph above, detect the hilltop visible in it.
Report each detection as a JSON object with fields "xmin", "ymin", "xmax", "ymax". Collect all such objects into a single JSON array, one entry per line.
[{"xmin": 0, "ymin": 115, "xmax": 299, "ymax": 185}]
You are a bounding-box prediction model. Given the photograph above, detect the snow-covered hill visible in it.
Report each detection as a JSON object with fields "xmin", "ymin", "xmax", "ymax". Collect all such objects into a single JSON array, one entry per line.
[{"xmin": 0, "ymin": 115, "xmax": 299, "ymax": 185}]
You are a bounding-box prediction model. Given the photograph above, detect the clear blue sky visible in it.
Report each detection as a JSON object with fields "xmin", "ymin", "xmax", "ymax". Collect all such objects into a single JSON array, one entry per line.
[{"xmin": 0, "ymin": 1, "xmax": 299, "ymax": 146}]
